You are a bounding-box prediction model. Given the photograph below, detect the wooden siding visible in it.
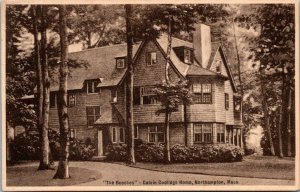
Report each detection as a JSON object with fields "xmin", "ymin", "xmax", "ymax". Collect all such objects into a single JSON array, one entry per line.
[
  {"xmin": 210, "ymin": 49, "xmax": 228, "ymax": 77},
  {"xmin": 132, "ymin": 40, "xmax": 184, "ymax": 124},
  {"xmin": 186, "ymin": 77, "xmax": 216, "ymax": 122},
  {"xmin": 49, "ymin": 88, "xmax": 113, "ymax": 143}
]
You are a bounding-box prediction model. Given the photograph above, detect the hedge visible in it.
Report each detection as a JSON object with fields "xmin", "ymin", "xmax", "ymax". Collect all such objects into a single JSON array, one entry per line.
[{"xmin": 105, "ymin": 143, "xmax": 244, "ymax": 163}]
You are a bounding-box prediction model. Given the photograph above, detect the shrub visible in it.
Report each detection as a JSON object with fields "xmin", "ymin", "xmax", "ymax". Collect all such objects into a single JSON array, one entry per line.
[
  {"xmin": 171, "ymin": 144, "xmax": 244, "ymax": 163},
  {"xmin": 11, "ymin": 132, "xmax": 40, "ymax": 160},
  {"xmin": 69, "ymin": 138, "xmax": 96, "ymax": 161},
  {"xmin": 135, "ymin": 143, "xmax": 164, "ymax": 162},
  {"xmin": 11, "ymin": 130, "xmax": 96, "ymax": 161},
  {"xmin": 105, "ymin": 143, "xmax": 128, "ymax": 161}
]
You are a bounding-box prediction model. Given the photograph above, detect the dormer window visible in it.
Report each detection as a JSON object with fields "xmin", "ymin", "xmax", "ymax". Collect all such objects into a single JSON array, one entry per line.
[
  {"xmin": 86, "ymin": 79, "xmax": 100, "ymax": 94},
  {"xmin": 116, "ymin": 57, "xmax": 126, "ymax": 69},
  {"xmin": 184, "ymin": 48, "xmax": 192, "ymax": 64}
]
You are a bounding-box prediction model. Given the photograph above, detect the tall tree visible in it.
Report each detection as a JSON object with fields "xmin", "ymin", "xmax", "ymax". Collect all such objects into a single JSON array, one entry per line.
[
  {"xmin": 54, "ymin": 5, "xmax": 70, "ymax": 179},
  {"xmin": 124, "ymin": 4, "xmax": 135, "ymax": 165},
  {"xmin": 38, "ymin": 5, "xmax": 53, "ymax": 170},
  {"xmin": 32, "ymin": 5, "xmax": 44, "ymax": 162}
]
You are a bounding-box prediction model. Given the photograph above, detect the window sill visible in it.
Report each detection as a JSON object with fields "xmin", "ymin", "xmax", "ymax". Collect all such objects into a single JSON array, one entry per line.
[
  {"xmin": 87, "ymin": 126, "xmax": 94, "ymax": 129},
  {"xmin": 194, "ymin": 142, "xmax": 213, "ymax": 144},
  {"xmin": 87, "ymin": 93, "xmax": 100, "ymax": 95}
]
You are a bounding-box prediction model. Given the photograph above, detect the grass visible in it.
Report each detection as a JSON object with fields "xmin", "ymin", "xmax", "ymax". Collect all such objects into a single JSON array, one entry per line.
[
  {"xmin": 6, "ymin": 166, "xmax": 101, "ymax": 186},
  {"xmin": 131, "ymin": 155, "xmax": 295, "ymax": 180}
]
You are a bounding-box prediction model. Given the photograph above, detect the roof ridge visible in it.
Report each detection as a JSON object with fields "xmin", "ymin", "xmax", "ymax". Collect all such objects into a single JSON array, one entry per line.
[{"xmin": 69, "ymin": 42, "xmax": 141, "ymax": 54}]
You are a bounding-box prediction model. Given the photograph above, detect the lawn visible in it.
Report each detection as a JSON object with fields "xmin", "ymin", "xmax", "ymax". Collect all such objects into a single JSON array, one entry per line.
[
  {"xmin": 6, "ymin": 166, "xmax": 102, "ymax": 186},
  {"xmin": 131, "ymin": 155, "xmax": 295, "ymax": 180}
]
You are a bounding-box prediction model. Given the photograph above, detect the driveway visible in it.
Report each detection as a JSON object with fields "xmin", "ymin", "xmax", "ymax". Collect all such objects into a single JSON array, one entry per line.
[{"xmin": 70, "ymin": 161, "xmax": 294, "ymax": 186}]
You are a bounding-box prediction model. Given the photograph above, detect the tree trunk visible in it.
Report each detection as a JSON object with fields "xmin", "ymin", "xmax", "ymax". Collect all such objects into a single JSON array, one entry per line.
[
  {"xmin": 286, "ymin": 79, "xmax": 292, "ymax": 157},
  {"xmin": 125, "ymin": 4, "xmax": 135, "ymax": 165},
  {"xmin": 259, "ymin": 66, "xmax": 275, "ymax": 156},
  {"xmin": 277, "ymin": 106, "xmax": 283, "ymax": 158},
  {"xmin": 54, "ymin": 5, "xmax": 70, "ymax": 179},
  {"xmin": 164, "ymin": 110, "xmax": 171, "ymax": 163},
  {"xmin": 38, "ymin": 5, "xmax": 53, "ymax": 170},
  {"xmin": 32, "ymin": 5, "xmax": 44, "ymax": 156},
  {"xmin": 165, "ymin": 17, "xmax": 172, "ymax": 84}
]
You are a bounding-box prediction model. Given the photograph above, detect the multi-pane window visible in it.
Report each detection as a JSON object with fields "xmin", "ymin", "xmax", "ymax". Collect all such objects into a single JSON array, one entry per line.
[
  {"xmin": 86, "ymin": 80, "xmax": 100, "ymax": 94},
  {"xmin": 193, "ymin": 83, "xmax": 212, "ymax": 104},
  {"xmin": 111, "ymin": 89, "xmax": 117, "ymax": 103},
  {"xmin": 116, "ymin": 58, "xmax": 126, "ymax": 69},
  {"xmin": 148, "ymin": 125, "xmax": 164, "ymax": 143},
  {"xmin": 141, "ymin": 86, "xmax": 157, "ymax": 105},
  {"xmin": 86, "ymin": 106, "xmax": 100, "ymax": 127},
  {"xmin": 68, "ymin": 93, "xmax": 76, "ymax": 107},
  {"xmin": 133, "ymin": 86, "xmax": 158, "ymax": 105},
  {"xmin": 194, "ymin": 124, "xmax": 212, "ymax": 143},
  {"xmin": 120, "ymin": 128, "xmax": 125, "ymax": 143},
  {"xmin": 134, "ymin": 125, "xmax": 139, "ymax": 139},
  {"xmin": 216, "ymin": 124, "xmax": 225, "ymax": 143},
  {"xmin": 50, "ymin": 92, "xmax": 57, "ymax": 108},
  {"xmin": 225, "ymin": 93, "xmax": 229, "ymax": 110},
  {"xmin": 112, "ymin": 127, "xmax": 117, "ymax": 143},
  {"xmin": 184, "ymin": 48, "xmax": 192, "ymax": 63},
  {"xmin": 146, "ymin": 52, "xmax": 157, "ymax": 66}
]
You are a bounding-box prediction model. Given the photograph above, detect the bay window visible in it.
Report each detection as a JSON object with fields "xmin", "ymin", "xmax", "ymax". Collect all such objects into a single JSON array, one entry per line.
[
  {"xmin": 193, "ymin": 83, "xmax": 212, "ymax": 104},
  {"xmin": 194, "ymin": 124, "xmax": 212, "ymax": 143}
]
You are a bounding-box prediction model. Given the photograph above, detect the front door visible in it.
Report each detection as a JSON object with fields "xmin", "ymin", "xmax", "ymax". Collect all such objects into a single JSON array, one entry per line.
[{"xmin": 97, "ymin": 130, "xmax": 103, "ymax": 156}]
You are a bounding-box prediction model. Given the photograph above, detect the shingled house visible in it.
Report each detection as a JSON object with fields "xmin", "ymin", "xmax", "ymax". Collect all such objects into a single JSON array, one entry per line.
[{"xmin": 48, "ymin": 24, "xmax": 243, "ymax": 157}]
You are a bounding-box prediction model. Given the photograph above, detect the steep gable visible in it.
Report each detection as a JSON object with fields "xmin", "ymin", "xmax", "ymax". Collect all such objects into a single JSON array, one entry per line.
[{"xmin": 208, "ymin": 44, "xmax": 237, "ymax": 92}]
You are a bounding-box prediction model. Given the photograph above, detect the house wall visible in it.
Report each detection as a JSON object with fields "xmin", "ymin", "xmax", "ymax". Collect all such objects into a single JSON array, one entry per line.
[
  {"xmin": 133, "ymin": 40, "xmax": 183, "ymax": 124},
  {"xmin": 187, "ymin": 77, "xmax": 216, "ymax": 122},
  {"xmin": 136, "ymin": 123, "xmax": 185, "ymax": 146},
  {"xmin": 49, "ymin": 88, "xmax": 113, "ymax": 143}
]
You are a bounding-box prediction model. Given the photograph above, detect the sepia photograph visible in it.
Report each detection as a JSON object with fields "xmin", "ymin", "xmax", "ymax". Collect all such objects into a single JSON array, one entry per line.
[{"xmin": 2, "ymin": 0, "xmax": 299, "ymax": 191}]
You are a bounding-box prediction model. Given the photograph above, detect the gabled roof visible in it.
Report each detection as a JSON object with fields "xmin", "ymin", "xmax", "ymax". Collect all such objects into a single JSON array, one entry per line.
[
  {"xmin": 50, "ymin": 43, "xmax": 141, "ymax": 91},
  {"xmin": 50, "ymin": 35, "xmax": 235, "ymax": 92}
]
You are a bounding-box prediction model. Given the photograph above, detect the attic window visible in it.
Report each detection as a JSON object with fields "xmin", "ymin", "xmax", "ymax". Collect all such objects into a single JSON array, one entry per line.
[
  {"xmin": 184, "ymin": 48, "xmax": 192, "ymax": 64},
  {"xmin": 116, "ymin": 57, "xmax": 126, "ymax": 69},
  {"xmin": 146, "ymin": 52, "xmax": 157, "ymax": 66},
  {"xmin": 216, "ymin": 60, "xmax": 222, "ymax": 73},
  {"xmin": 86, "ymin": 80, "xmax": 100, "ymax": 94}
]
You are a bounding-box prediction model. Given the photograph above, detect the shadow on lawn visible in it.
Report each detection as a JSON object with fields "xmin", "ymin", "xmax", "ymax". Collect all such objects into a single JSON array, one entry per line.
[{"xmin": 7, "ymin": 166, "xmax": 101, "ymax": 186}]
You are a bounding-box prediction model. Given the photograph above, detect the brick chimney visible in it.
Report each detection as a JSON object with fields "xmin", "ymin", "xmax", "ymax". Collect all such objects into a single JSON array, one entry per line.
[{"xmin": 192, "ymin": 24, "xmax": 212, "ymax": 68}]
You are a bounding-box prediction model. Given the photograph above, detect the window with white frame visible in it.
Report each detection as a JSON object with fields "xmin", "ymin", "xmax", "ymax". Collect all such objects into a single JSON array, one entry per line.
[
  {"xmin": 146, "ymin": 52, "xmax": 157, "ymax": 66},
  {"xmin": 116, "ymin": 57, "xmax": 126, "ymax": 69},
  {"xmin": 193, "ymin": 83, "xmax": 212, "ymax": 104},
  {"xmin": 120, "ymin": 128, "xmax": 125, "ymax": 143},
  {"xmin": 134, "ymin": 125, "xmax": 139, "ymax": 139},
  {"xmin": 216, "ymin": 124, "xmax": 225, "ymax": 143},
  {"xmin": 148, "ymin": 125, "xmax": 164, "ymax": 143},
  {"xmin": 69, "ymin": 128, "xmax": 76, "ymax": 139},
  {"xmin": 68, "ymin": 93, "xmax": 76, "ymax": 107},
  {"xmin": 112, "ymin": 127, "xmax": 117, "ymax": 143},
  {"xmin": 111, "ymin": 89, "xmax": 117, "ymax": 103},
  {"xmin": 86, "ymin": 106, "xmax": 101, "ymax": 127},
  {"xmin": 194, "ymin": 123, "xmax": 212, "ymax": 143},
  {"xmin": 86, "ymin": 80, "xmax": 100, "ymax": 94}
]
